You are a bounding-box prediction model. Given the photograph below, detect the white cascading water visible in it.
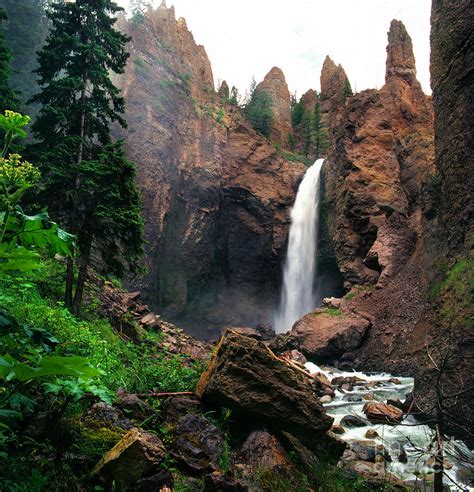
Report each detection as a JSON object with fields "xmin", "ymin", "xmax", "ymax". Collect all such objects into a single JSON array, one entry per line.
[{"xmin": 274, "ymin": 159, "xmax": 324, "ymax": 333}]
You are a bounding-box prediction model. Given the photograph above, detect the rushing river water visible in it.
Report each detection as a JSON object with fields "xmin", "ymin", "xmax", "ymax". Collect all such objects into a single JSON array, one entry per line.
[
  {"xmin": 274, "ymin": 159, "xmax": 324, "ymax": 333},
  {"xmin": 305, "ymin": 362, "xmax": 473, "ymax": 491}
]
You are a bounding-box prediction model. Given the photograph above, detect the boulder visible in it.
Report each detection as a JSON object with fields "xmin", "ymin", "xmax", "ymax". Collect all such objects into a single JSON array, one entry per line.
[
  {"xmin": 116, "ymin": 389, "xmax": 154, "ymax": 421},
  {"xmin": 221, "ymin": 326, "xmax": 261, "ymax": 339},
  {"xmin": 340, "ymin": 415, "xmax": 367, "ymax": 428},
  {"xmin": 85, "ymin": 402, "xmax": 134, "ymax": 431},
  {"xmin": 255, "ymin": 323, "xmax": 276, "ymax": 341},
  {"xmin": 281, "ymin": 349, "xmax": 307, "ymax": 365},
  {"xmin": 92, "ymin": 428, "xmax": 167, "ymax": 486},
  {"xmin": 349, "ymin": 440, "xmax": 391, "ymax": 463},
  {"xmin": 171, "ymin": 413, "xmax": 225, "ymax": 473},
  {"xmin": 322, "ymin": 297, "xmax": 342, "ymax": 309},
  {"xmin": 363, "ymin": 402, "xmax": 403, "ymax": 424},
  {"xmin": 320, "ymin": 395, "xmax": 332, "ymax": 404},
  {"xmin": 290, "ymin": 313, "xmax": 370, "ymax": 360},
  {"xmin": 196, "ymin": 331, "xmax": 334, "ymax": 443},
  {"xmin": 331, "ymin": 425, "xmax": 346, "ymax": 435},
  {"xmin": 238, "ymin": 430, "xmax": 291, "ymax": 473},
  {"xmin": 161, "ymin": 394, "xmax": 202, "ymax": 423},
  {"xmin": 365, "ymin": 429, "xmax": 379, "ymax": 439},
  {"xmin": 204, "ymin": 472, "xmax": 248, "ymax": 491}
]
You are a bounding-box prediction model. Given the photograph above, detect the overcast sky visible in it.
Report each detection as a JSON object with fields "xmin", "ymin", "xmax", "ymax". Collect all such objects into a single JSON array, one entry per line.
[{"xmin": 118, "ymin": 0, "xmax": 432, "ymax": 97}]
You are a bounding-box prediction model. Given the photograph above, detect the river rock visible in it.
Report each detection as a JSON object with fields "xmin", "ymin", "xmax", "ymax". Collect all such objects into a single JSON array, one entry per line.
[
  {"xmin": 363, "ymin": 402, "xmax": 403, "ymax": 424},
  {"xmin": 331, "ymin": 376, "xmax": 367, "ymax": 388},
  {"xmin": 171, "ymin": 413, "xmax": 225, "ymax": 473},
  {"xmin": 289, "ymin": 313, "xmax": 370, "ymax": 361},
  {"xmin": 340, "ymin": 415, "xmax": 367, "ymax": 428},
  {"xmin": 92, "ymin": 428, "xmax": 168, "ymax": 486},
  {"xmin": 331, "ymin": 425, "xmax": 346, "ymax": 435},
  {"xmin": 320, "ymin": 395, "xmax": 332, "ymax": 404},
  {"xmin": 196, "ymin": 331, "xmax": 334, "ymax": 443},
  {"xmin": 365, "ymin": 429, "xmax": 379, "ymax": 439},
  {"xmin": 349, "ymin": 440, "xmax": 391, "ymax": 463}
]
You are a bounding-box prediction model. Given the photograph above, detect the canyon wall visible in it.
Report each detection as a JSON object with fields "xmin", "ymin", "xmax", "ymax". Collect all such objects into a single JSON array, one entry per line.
[{"xmin": 116, "ymin": 4, "xmax": 305, "ymax": 337}]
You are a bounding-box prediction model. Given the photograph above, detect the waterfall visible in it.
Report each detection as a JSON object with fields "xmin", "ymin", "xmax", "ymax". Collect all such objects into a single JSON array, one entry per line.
[{"xmin": 273, "ymin": 159, "xmax": 324, "ymax": 333}]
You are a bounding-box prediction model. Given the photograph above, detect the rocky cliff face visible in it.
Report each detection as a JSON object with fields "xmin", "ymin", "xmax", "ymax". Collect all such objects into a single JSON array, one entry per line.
[
  {"xmin": 325, "ymin": 20, "xmax": 434, "ymax": 289},
  {"xmin": 116, "ymin": 5, "xmax": 305, "ymax": 337},
  {"xmin": 256, "ymin": 67, "xmax": 293, "ymax": 149},
  {"xmin": 430, "ymin": 0, "xmax": 473, "ymax": 254},
  {"xmin": 321, "ymin": 20, "xmax": 437, "ymax": 377}
]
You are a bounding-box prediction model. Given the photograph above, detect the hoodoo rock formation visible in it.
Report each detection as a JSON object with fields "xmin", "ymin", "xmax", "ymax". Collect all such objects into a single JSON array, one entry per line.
[
  {"xmin": 320, "ymin": 55, "xmax": 351, "ymax": 135},
  {"xmin": 115, "ymin": 5, "xmax": 305, "ymax": 336},
  {"xmin": 256, "ymin": 67, "xmax": 293, "ymax": 149}
]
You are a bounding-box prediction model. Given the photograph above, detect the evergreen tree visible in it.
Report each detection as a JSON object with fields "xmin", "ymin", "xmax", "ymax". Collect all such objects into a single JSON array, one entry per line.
[
  {"xmin": 312, "ymin": 100, "xmax": 330, "ymax": 158},
  {"xmin": 129, "ymin": 0, "xmax": 150, "ymax": 23},
  {"xmin": 291, "ymin": 95, "xmax": 305, "ymax": 127},
  {"xmin": 244, "ymin": 78, "xmax": 273, "ymax": 137},
  {"xmin": 301, "ymin": 108, "xmax": 313, "ymax": 157},
  {"xmin": 342, "ymin": 77, "xmax": 353, "ymax": 105},
  {"xmin": 31, "ymin": 0, "xmax": 144, "ymax": 311},
  {"xmin": 0, "ymin": 9, "xmax": 17, "ymax": 113},
  {"xmin": 229, "ymin": 86, "xmax": 240, "ymax": 106}
]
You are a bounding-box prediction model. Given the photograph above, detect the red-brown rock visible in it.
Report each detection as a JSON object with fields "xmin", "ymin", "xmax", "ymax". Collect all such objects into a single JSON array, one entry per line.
[
  {"xmin": 289, "ymin": 312, "xmax": 370, "ymax": 360},
  {"xmin": 256, "ymin": 66, "xmax": 293, "ymax": 149}
]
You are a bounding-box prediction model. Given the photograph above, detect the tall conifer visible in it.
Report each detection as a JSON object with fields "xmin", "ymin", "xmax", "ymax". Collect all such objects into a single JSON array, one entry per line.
[
  {"xmin": 0, "ymin": 9, "xmax": 17, "ymax": 113},
  {"xmin": 32, "ymin": 0, "xmax": 144, "ymax": 311}
]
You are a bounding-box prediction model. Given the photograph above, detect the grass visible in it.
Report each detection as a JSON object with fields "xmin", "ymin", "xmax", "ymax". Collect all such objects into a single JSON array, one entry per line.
[
  {"xmin": 310, "ymin": 307, "xmax": 342, "ymax": 317},
  {"xmin": 0, "ymin": 268, "xmax": 204, "ymax": 394}
]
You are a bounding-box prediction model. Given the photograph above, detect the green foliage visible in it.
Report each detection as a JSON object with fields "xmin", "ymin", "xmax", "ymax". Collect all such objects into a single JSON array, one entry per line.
[
  {"xmin": 291, "ymin": 95, "xmax": 305, "ymax": 127},
  {"xmin": 244, "ymin": 78, "xmax": 274, "ymax": 137},
  {"xmin": 287, "ymin": 132, "xmax": 296, "ymax": 151},
  {"xmin": 342, "ymin": 77, "xmax": 353, "ymax": 105},
  {"xmin": 129, "ymin": 0, "xmax": 150, "ymax": 23},
  {"xmin": 300, "ymin": 97, "xmax": 330, "ymax": 158},
  {"xmin": 0, "ymin": 9, "xmax": 18, "ymax": 113},
  {"xmin": 229, "ymin": 86, "xmax": 240, "ymax": 106},
  {"xmin": 0, "ymin": 272, "xmax": 204, "ymax": 394},
  {"xmin": 31, "ymin": 0, "xmax": 144, "ymax": 309},
  {"xmin": 0, "ymin": 111, "xmax": 74, "ymax": 272},
  {"xmin": 310, "ymin": 307, "xmax": 342, "ymax": 317}
]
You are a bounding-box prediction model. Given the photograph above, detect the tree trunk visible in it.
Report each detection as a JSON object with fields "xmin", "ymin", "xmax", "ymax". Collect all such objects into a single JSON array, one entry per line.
[
  {"xmin": 66, "ymin": 74, "xmax": 88, "ymax": 311},
  {"xmin": 65, "ymin": 256, "xmax": 74, "ymax": 308},
  {"xmin": 72, "ymin": 233, "xmax": 92, "ymax": 313}
]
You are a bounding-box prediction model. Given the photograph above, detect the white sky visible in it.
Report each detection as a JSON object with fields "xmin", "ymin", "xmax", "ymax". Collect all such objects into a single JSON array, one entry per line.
[{"xmin": 118, "ymin": 0, "xmax": 432, "ymax": 97}]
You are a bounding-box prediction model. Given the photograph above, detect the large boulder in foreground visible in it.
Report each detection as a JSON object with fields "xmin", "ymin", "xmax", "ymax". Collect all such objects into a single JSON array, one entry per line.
[
  {"xmin": 92, "ymin": 428, "xmax": 169, "ymax": 487},
  {"xmin": 196, "ymin": 331, "xmax": 333, "ymax": 441},
  {"xmin": 289, "ymin": 311, "xmax": 371, "ymax": 361}
]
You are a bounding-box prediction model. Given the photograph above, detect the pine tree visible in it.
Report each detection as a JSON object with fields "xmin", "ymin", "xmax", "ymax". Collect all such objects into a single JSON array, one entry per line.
[
  {"xmin": 0, "ymin": 9, "xmax": 18, "ymax": 113},
  {"xmin": 312, "ymin": 100, "xmax": 330, "ymax": 158},
  {"xmin": 129, "ymin": 0, "xmax": 150, "ymax": 23},
  {"xmin": 301, "ymin": 108, "xmax": 313, "ymax": 157},
  {"xmin": 342, "ymin": 77, "xmax": 353, "ymax": 105},
  {"xmin": 244, "ymin": 78, "xmax": 273, "ymax": 137},
  {"xmin": 291, "ymin": 95, "xmax": 305, "ymax": 127},
  {"xmin": 31, "ymin": 0, "xmax": 144, "ymax": 311}
]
